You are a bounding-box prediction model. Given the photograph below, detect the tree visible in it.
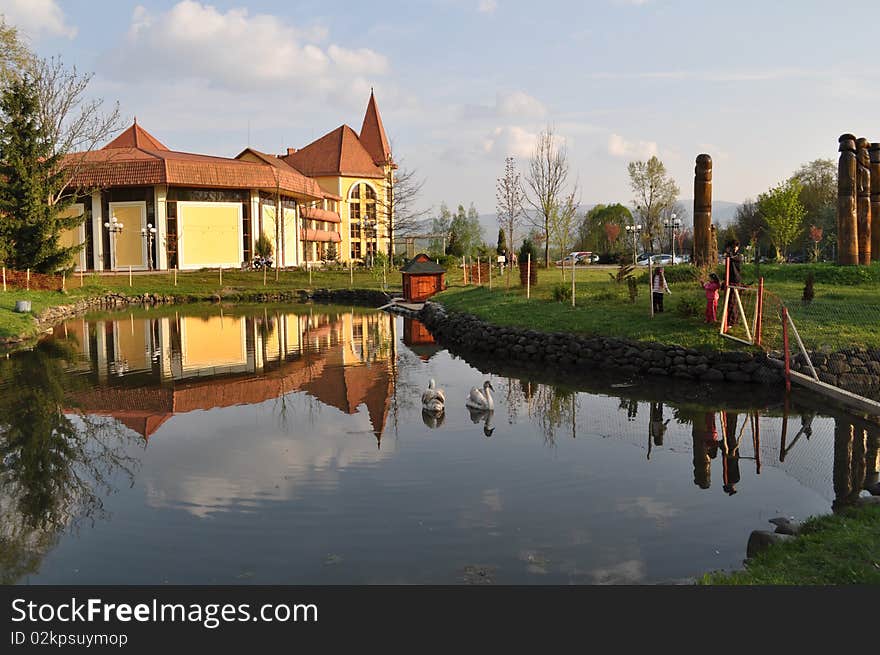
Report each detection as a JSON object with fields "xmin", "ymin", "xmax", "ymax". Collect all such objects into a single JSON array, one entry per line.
[
  {"xmin": 525, "ymin": 127, "xmax": 571, "ymax": 267},
  {"xmin": 627, "ymin": 156, "xmax": 679, "ymax": 252},
  {"xmin": 790, "ymin": 158, "xmax": 836, "ymax": 253},
  {"xmin": 449, "ymin": 203, "xmax": 483, "ymax": 257},
  {"xmin": 576, "ymin": 203, "xmax": 632, "ymax": 253},
  {"xmin": 757, "ymin": 179, "xmax": 806, "ymax": 260},
  {"xmin": 495, "ymin": 155, "xmax": 526, "ymax": 286},
  {"xmin": 548, "ymin": 188, "xmax": 579, "ymax": 277},
  {"xmin": 29, "ymin": 56, "xmax": 123, "ymax": 204},
  {"xmin": 373, "ymin": 163, "xmax": 429, "ymax": 260},
  {"xmin": 430, "ymin": 202, "xmax": 452, "ymax": 256},
  {"xmin": 325, "ymin": 241, "xmax": 337, "ymax": 262},
  {"xmin": 496, "ymin": 228, "xmax": 507, "ymax": 255},
  {"xmin": 0, "ymin": 18, "xmax": 32, "ymax": 85},
  {"xmin": 0, "ymin": 76, "xmax": 82, "ymax": 272}
]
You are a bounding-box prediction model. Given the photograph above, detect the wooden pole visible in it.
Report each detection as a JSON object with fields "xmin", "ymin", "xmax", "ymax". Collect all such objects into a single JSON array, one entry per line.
[
  {"xmin": 382, "ymin": 262, "xmax": 386, "ymax": 290},
  {"xmin": 782, "ymin": 306, "xmax": 791, "ymax": 392},
  {"xmin": 128, "ymin": 265, "xmax": 132, "ymax": 287},
  {"xmin": 308, "ymin": 263, "xmax": 312, "ymax": 287},
  {"xmin": 526, "ymin": 253, "xmax": 531, "ymax": 299},
  {"xmin": 649, "ymin": 259, "xmax": 654, "ymax": 318},
  {"xmin": 2, "ymin": 266, "xmax": 5, "ymax": 292},
  {"xmin": 174, "ymin": 267, "xmax": 177, "ymax": 287},
  {"xmin": 26, "ymin": 268, "xmax": 30, "ymax": 290},
  {"xmin": 477, "ymin": 257, "xmax": 481, "ymax": 285},
  {"xmin": 219, "ymin": 265, "xmax": 223, "ymax": 286},
  {"xmin": 571, "ymin": 258, "xmax": 575, "ymax": 307},
  {"xmin": 80, "ymin": 267, "xmax": 84, "ymax": 287},
  {"xmin": 62, "ymin": 272, "xmax": 66, "ymax": 292},
  {"xmin": 263, "ymin": 264, "xmax": 267, "ymax": 286},
  {"xmin": 349, "ymin": 259, "xmax": 353, "ymax": 288}
]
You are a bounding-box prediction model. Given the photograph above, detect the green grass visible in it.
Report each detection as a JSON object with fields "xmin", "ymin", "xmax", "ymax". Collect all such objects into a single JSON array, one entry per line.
[
  {"xmin": 0, "ymin": 267, "xmax": 403, "ymax": 340},
  {"xmin": 434, "ymin": 265, "xmax": 880, "ymax": 351},
  {"xmin": 700, "ymin": 505, "xmax": 880, "ymax": 584}
]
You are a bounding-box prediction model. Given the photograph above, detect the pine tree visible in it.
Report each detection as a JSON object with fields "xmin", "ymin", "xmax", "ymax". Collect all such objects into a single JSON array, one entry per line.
[
  {"xmin": 496, "ymin": 228, "xmax": 507, "ymax": 255},
  {"xmin": 0, "ymin": 76, "xmax": 80, "ymax": 272}
]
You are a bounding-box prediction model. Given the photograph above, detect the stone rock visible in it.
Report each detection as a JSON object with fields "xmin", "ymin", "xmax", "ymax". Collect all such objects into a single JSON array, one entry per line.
[
  {"xmin": 700, "ymin": 368, "xmax": 725, "ymax": 382},
  {"xmin": 725, "ymin": 371, "xmax": 752, "ymax": 383},
  {"xmin": 769, "ymin": 517, "xmax": 802, "ymax": 536},
  {"xmin": 746, "ymin": 530, "xmax": 794, "ymax": 559}
]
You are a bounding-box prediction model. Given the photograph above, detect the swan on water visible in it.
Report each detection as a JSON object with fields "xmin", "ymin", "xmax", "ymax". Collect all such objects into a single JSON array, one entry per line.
[
  {"xmin": 466, "ymin": 380, "xmax": 494, "ymax": 411},
  {"xmin": 422, "ymin": 378, "xmax": 446, "ymax": 413}
]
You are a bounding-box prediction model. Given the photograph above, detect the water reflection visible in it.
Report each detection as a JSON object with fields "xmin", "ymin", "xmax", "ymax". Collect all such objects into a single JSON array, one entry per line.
[{"xmin": 3, "ymin": 309, "xmax": 880, "ymax": 583}]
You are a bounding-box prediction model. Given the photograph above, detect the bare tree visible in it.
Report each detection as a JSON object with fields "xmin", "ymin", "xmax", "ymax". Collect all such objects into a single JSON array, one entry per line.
[
  {"xmin": 0, "ymin": 18, "xmax": 32, "ymax": 85},
  {"xmin": 525, "ymin": 126, "xmax": 570, "ymax": 267},
  {"xmin": 28, "ymin": 56, "xmax": 123, "ymax": 204},
  {"xmin": 495, "ymin": 156, "xmax": 526, "ymax": 288},
  {"xmin": 375, "ymin": 163, "xmax": 429, "ymax": 261}
]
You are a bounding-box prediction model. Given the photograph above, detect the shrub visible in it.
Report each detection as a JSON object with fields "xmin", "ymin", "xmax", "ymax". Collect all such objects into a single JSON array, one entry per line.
[
  {"xmin": 609, "ymin": 263, "xmax": 635, "ymax": 284},
  {"xmin": 518, "ymin": 239, "xmax": 539, "ymax": 287},
  {"xmin": 802, "ymin": 271, "xmax": 815, "ymax": 305},
  {"xmin": 676, "ymin": 296, "xmax": 703, "ymax": 317},
  {"xmin": 254, "ymin": 233, "xmax": 274, "ymax": 258},
  {"xmin": 325, "ymin": 242, "xmax": 337, "ymax": 261},
  {"xmin": 551, "ymin": 283, "xmax": 572, "ymax": 303},
  {"xmin": 626, "ymin": 276, "xmax": 638, "ymax": 303}
]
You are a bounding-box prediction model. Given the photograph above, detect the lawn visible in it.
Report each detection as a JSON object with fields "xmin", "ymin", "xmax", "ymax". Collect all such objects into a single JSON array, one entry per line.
[
  {"xmin": 434, "ymin": 263, "xmax": 880, "ymax": 352},
  {"xmin": 0, "ymin": 266, "xmax": 403, "ymax": 341},
  {"xmin": 700, "ymin": 504, "xmax": 880, "ymax": 584}
]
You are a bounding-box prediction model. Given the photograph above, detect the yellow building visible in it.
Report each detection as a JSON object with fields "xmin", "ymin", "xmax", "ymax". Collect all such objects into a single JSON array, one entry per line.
[{"xmin": 62, "ymin": 92, "xmax": 394, "ymax": 270}]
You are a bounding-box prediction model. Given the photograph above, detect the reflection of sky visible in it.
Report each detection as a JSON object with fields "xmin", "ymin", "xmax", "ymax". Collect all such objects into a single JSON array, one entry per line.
[{"xmin": 6, "ymin": 309, "xmax": 852, "ymax": 584}]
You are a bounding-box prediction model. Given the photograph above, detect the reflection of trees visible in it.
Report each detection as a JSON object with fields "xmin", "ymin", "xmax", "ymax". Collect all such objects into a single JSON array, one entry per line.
[
  {"xmin": 618, "ymin": 398, "xmax": 638, "ymax": 421},
  {"xmin": 832, "ymin": 417, "xmax": 879, "ymax": 510},
  {"xmin": 0, "ymin": 339, "xmax": 137, "ymax": 584},
  {"xmin": 526, "ymin": 383, "xmax": 577, "ymax": 447}
]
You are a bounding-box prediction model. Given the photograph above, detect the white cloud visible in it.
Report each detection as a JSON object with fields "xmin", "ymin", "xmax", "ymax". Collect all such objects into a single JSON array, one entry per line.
[
  {"xmin": 462, "ymin": 90, "xmax": 545, "ymax": 121},
  {"xmin": 0, "ymin": 0, "xmax": 76, "ymax": 39},
  {"xmin": 607, "ymin": 132, "xmax": 658, "ymax": 159},
  {"xmin": 478, "ymin": 0, "xmax": 498, "ymax": 13},
  {"xmin": 482, "ymin": 125, "xmax": 536, "ymax": 158},
  {"xmin": 106, "ymin": 2, "xmax": 388, "ymax": 91}
]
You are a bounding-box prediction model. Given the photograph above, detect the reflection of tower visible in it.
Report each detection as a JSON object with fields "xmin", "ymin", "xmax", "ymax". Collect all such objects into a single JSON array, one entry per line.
[
  {"xmin": 690, "ymin": 411, "xmax": 718, "ymax": 489},
  {"xmin": 721, "ymin": 412, "xmax": 741, "ymax": 496},
  {"xmin": 833, "ymin": 418, "xmax": 867, "ymax": 510}
]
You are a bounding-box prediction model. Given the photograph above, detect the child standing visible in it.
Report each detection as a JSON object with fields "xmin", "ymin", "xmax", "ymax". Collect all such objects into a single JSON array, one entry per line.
[
  {"xmin": 651, "ymin": 267, "xmax": 671, "ymax": 313},
  {"xmin": 702, "ymin": 273, "xmax": 721, "ymax": 323}
]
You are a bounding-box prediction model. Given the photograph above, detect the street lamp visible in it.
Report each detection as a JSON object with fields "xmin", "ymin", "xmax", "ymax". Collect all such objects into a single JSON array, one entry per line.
[
  {"xmin": 625, "ymin": 223, "xmax": 643, "ymax": 265},
  {"xmin": 141, "ymin": 222, "xmax": 157, "ymax": 270},
  {"xmin": 662, "ymin": 213, "xmax": 681, "ymax": 264},
  {"xmin": 104, "ymin": 215, "xmax": 124, "ymax": 271}
]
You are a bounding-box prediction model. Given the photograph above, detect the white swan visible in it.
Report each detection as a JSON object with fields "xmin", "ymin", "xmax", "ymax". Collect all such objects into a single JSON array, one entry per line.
[
  {"xmin": 468, "ymin": 406, "xmax": 495, "ymax": 437},
  {"xmin": 466, "ymin": 380, "xmax": 495, "ymax": 411},
  {"xmin": 422, "ymin": 378, "xmax": 446, "ymax": 413}
]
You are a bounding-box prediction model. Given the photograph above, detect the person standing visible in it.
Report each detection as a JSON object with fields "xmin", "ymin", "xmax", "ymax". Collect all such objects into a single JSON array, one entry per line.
[
  {"xmin": 724, "ymin": 240, "xmax": 744, "ymax": 327},
  {"xmin": 702, "ymin": 273, "xmax": 721, "ymax": 323},
  {"xmin": 652, "ymin": 267, "xmax": 671, "ymax": 313}
]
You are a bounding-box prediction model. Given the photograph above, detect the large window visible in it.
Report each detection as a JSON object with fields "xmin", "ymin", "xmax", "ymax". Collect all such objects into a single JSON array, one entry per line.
[
  {"xmin": 350, "ymin": 242, "xmax": 361, "ymax": 260},
  {"xmin": 348, "ymin": 183, "xmax": 377, "ymax": 240}
]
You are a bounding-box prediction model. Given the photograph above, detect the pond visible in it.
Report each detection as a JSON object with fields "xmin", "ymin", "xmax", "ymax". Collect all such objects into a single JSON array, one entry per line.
[{"xmin": 1, "ymin": 304, "xmax": 876, "ymax": 584}]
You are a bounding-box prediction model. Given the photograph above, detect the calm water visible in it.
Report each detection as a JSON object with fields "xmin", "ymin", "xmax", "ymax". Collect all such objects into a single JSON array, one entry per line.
[{"xmin": 1, "ymin": 304, "xmax": 877, "ymax": 585}]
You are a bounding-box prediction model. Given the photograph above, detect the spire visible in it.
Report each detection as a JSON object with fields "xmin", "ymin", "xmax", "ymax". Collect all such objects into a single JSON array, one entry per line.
[
  {"xmin": 103, "ymin": 119, "xmax": 169, "ymax": 151},
  {"xmin": 359, "ymin": 90, "xmax": 391, "ymax": 166}
]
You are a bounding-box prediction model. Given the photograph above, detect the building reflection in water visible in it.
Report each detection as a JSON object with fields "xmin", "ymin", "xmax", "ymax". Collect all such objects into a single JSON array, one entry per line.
[
  {"xmin": 832, "ymin": 417, "xmax": 880, "ymax": 511},
  {"xmin": 54, "ymin": 308, "xmax": 397, "ymax": 448}
]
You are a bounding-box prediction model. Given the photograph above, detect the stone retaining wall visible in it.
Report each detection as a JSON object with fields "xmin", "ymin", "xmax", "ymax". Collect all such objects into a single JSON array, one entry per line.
[{"xmin": 418, "ymin": 302, "xmax": 785, "ymax": 386}]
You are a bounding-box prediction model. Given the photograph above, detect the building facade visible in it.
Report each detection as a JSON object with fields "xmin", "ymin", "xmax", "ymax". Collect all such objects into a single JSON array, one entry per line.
[{"xmin": 61, "ymin": 92, "xmax": 394, "ymax": 271}]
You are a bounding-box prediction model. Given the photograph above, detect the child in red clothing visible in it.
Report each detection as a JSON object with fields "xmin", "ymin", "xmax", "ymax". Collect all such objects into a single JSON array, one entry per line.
[{"xmin": 702, "ymin": 273, "xmax": 721, "ymax": 323}]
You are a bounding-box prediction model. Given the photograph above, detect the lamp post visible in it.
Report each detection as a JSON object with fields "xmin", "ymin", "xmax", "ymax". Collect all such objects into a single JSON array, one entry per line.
[
  {"xmin": 104, "ymin": 216, "xmax": 124, "ymax": 271},
  {"xmin": 625, "ymin": 223, "xmax": 643, "ymax": 265},
  {"xmin": 662, "ymin": 213, "xmax": 681, "ymax": 264},
  {"xmin": 141, "ymin": 222, "xmax": 157, "ymax": 270}
]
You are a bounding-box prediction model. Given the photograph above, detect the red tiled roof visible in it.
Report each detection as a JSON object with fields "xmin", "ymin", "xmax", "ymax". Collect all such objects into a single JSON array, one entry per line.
[
  {"xmin": 282, "ymin": 125, "xmax": 384, "ymax": 179},
  {"xmin": 359, "ymin": 90, "xmax": 391, "ymax": 166},
  {"xmin": 103, "ymin": 121, "xmax": 169, "ymax": 151},
  {"xmin": 301, "ymin": 206, "xmax": 341, "ymax": 223},
  {"xmin": 322, "ymin": 190, "xmax": 342, "ymax": 201},
  {"xmin": 301, "ymin": 228, "xmax": 341, "ymax": 243},
  {"xmin": 64, "ymin": 123, "xmax": 324, "ymax": 201}
]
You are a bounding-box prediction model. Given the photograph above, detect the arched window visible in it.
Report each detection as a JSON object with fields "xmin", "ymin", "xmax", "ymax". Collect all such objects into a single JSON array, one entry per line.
[{"xmin": 348, "ymin": 182, "xmax": 378, "ymax": 241}]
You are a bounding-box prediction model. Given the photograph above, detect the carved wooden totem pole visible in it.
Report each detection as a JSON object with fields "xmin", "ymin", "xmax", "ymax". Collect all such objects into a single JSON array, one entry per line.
[
  {"xmin": 693, "ymin": 154, "xmax": 713, "ymax": 267},
  {"xmin": 837, "ymin": 134, "xmax": 859, "ymax": 265},
  {"xmin": 870, "ymin": 142, "xmax": 880, "ymax": 258},
  {"xmin": 856, "ymin": 137, "xmax": 872, "ymax": 265}
]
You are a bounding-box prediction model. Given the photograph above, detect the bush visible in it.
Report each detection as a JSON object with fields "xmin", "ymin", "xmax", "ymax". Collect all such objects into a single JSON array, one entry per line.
[
  {"xmin": 739, "ymin": 262, "xmax": 880, "ymax": 285},
  {"xmin": 802, "ymin": 271, "xmax": 815, "ymax": 305},
  {"xmin": 626, "ymin": 276, "xmax": 638, "ymax": 303},
  {"xmin": 518, "ymin": 239, "xmax": 539, "ymax": 287},
  {"xmin": 676, "ymin": 296, "xmax": 703, "ymax": 317},
  {"xmin": 609, "ymin": 263, "xmax": 635, "ymax": 284},
  {"xmin": 551, "ymin": 283, "xmax": 572, "ymax": 303},
  {"xmin": 254, "ymin": 233, "xmax": 274, "ymax": 258}
]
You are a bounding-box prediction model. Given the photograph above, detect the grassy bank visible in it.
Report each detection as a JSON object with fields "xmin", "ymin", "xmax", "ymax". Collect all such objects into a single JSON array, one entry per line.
[
  {"xmin": 0, "ymin": 267, "xmax": 405, "ymax": 341},
  {"xmin": 434, "ymin": 264, "xmax": 880, "ymax": 351},
  {"xmin": 700, "ymin": 504, "xmax": 880, "ymax": 584}
]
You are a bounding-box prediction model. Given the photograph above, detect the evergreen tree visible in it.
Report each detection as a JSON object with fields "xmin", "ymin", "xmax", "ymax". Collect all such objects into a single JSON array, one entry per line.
[
  {"xmin": 0, "ymin": 76, "xmax": 80, "ymax": 272},
  {"xmin": 496, "ymin": 228, "xmax": 507, "ymax": 255}
]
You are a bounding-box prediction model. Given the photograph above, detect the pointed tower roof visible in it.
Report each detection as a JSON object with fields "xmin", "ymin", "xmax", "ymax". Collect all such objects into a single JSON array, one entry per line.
[
  {"xmin": 359, "ymin": 90, "xmax": 391, "ymax": 166},
  {"xmin": 282, "ymin": 125, "xmax": 384, "ymax": 178},
  {"xmin": 103, "ymin": 119, "xmax": 169, "ymax": 151}
]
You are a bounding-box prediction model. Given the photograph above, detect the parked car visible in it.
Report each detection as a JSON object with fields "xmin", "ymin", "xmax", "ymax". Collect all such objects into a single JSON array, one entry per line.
[
  {"xmin": 555, "ymin": 251, "xmax": 591, "ymax": 266},
  {"xmin": 637, "ymin": 253, "xmax": 682, "ymax": 266}
]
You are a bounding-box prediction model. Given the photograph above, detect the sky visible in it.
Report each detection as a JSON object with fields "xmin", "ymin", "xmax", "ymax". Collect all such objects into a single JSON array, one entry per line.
[{"xmin": 2, "ymin": 0, "xmax": 879, "ymax": 221}]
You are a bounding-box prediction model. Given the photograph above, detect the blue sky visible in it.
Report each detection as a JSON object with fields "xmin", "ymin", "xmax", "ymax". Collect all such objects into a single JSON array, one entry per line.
[{"xmin": 3, "ymin": 0, "xmax": 879, "ymax": 220}]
